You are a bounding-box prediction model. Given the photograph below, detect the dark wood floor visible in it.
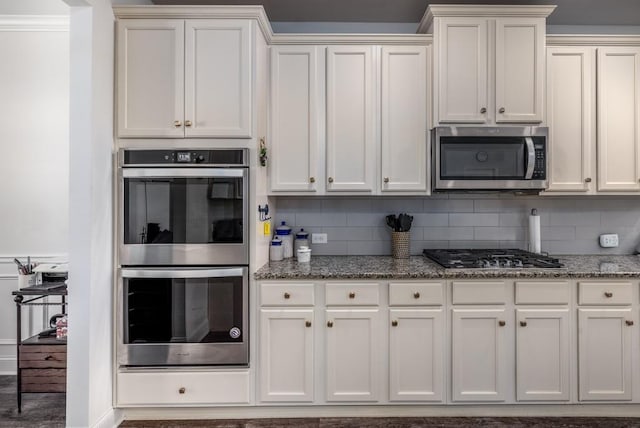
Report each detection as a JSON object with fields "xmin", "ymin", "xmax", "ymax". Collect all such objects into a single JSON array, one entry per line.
[
  {"xmin": 119, "ymin": 416, "xmax": 640, "ymax": 428},
  {"xmin": 0, "ymin": 375, "xmax": 65, "ymax": 428}
]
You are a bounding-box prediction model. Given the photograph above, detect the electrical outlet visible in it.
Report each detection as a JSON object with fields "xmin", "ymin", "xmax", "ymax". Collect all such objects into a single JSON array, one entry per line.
[
  {"xmin": 599, "ymin": 233, "xmax": 619, "ymax": 248},
  {"xmin": 311, "ymin": 233, "xmax": 328, "ymax": 244}
]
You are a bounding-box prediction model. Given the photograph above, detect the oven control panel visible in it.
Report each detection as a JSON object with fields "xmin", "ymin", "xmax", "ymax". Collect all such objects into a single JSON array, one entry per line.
[{"xmin": 122, "ymin": 149, "xmax": 247, "ymax": 166}]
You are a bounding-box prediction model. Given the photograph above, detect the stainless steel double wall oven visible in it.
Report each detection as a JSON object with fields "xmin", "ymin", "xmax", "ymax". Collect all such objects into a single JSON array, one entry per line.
[{"xmin": 117, "ymin": 149, "xmax": 249, "ymax": 367}]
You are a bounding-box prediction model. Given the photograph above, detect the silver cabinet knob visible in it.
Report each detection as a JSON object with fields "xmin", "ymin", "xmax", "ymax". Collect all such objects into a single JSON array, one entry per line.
[
  {"xmin": 480, "ymin": 107, "xmax": 487, "ymax": 114},
  {"xmin": 173, "ymin": 120, "xmax": 182, "ymax": 127},
  {"xmin": 185, "ymin": 120, "xmax": 192, "ymax": 127},
  {"xmin": 328, "ymin": 177, "xmax": 334, "ymax": 183},
  {"xmin": 499, "ymin": 107, "xmax": 505, "ymax": 113},
  {"xmin": 384, "ymin": 177, "xmax": 390, "ymax": 183},
  {"xmin": 309, "ymin": 177, "xmax": 315, "ymax": 183},
  {"xmin": 585, "ymin": 177, "xmax": 592, "ymax": 183}
]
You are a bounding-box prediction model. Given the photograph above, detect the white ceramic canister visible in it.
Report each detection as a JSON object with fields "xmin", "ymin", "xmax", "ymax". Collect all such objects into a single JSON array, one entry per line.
[
  {"xmin": 275, "ymin": 221, "xmax": 293, "ymax": 258},
  {"xmin": 297, "ymin": 246, "xmax": 312, "ymax": 263},
  {"xmin": 269, "ymin": 236, "xmax": 284, "ymax": 262},
  {"xmin": 294, "ymin": 228, "xmax": 310, "ymax": 258}
]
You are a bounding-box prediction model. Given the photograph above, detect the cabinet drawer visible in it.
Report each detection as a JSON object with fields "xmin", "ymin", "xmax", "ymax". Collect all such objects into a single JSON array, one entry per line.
[
  {"xmin": 389, "ymin": 282, "xmax": 444, "ymax": 306},
  {"xmin": 325, "ymin": 283, "xmax": 379, "ymax": 306},
  {"xmin": 117, "ymin": 370, "xmax": 251, "ymax": 406},
  {"xmin": 260, "ymin": 283, "xmax": 314, "ymax": 306},
  {"xmin": 578, "ymin": 281, "xmax": 632, "ymax": 305},
  {"xmin": 452, "ymin": 281, "xmax": 507, "ymax": 305},
  {"xmin": 19, "ymin": 345, "xmax": 66, "ymax": 369},
  {"xmin": 515, "ymin": 281, "xmax": 570, "ymax": 304},
  {"xmin": 21, "ymin": 368, "xmax": 66, "ymax": 393}
]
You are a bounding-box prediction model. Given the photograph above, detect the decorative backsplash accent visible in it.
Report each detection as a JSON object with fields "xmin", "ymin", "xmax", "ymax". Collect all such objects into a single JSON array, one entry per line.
[{"xmin": 274, "ymin": 195, "xmax": 640, "ymax": 256}]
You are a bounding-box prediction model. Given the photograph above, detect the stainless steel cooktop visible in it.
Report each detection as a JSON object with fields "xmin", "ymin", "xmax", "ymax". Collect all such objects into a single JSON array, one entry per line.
[{"xmin": 423, "ymin": 249, "xmax": 564, "ymax": 269}]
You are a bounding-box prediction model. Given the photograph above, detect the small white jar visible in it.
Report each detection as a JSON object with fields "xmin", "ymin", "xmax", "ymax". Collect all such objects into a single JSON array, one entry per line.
[
  {"xmin": 297, "ymin": 246, "xmax": 312, "ymax": 263},
  {"xmin": 270, "ymin": 237, "xmax": 284, "ymax": 262}
]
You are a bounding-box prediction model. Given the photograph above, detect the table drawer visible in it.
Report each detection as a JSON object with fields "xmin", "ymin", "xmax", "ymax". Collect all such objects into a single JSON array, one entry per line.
[
  {"xmin": 21, "ymin": 368, "xmax": 66, "ymax": 393},
  {"xmin": 389, "ymin": 282, "xmax": 444, "ymax": 306},
  {"xmin": 579, "ymin": 281, "xmax": 633, "ymax": 305},
  {"xmin": 117, "ymin": 370, "xmax": 250, "ymax": 406},
  {"xmin": 452, "ymin": 281, "xmax": 507, "ymax": 305},
  {"xmin": 325, "ymin": 283, "xmax": 379, "ymax": 306},
  {"xmin": 260, "ymin": 283, "xmax": 314, "ymax": 306},
  {"xmin": 19, "ymin": 345, "xmax": 66, "ymax": 369},
  {"xmin": 515, "ymin": 281, "xmax": 570, "ymax": 305}
]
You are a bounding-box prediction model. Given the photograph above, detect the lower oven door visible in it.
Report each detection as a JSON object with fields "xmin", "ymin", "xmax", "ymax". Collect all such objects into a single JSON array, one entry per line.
[{"xmin": 117, "ymin": 267, "xmax": 248, "ymax": 367}]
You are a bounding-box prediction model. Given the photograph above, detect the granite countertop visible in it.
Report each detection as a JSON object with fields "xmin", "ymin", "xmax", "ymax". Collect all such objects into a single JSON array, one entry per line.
[{"xmin": 254, "ymin": 255, "xmax": 640, "ymax": 280}]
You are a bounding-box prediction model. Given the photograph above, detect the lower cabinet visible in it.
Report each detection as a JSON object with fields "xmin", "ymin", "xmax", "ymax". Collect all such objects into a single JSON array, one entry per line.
[
  {"xmin": 516, "ymin": 308, "xmax": 570, "ymax": 401},
  {"xmin": 389, "ymin": 308, "xmax": 443, "ymax": 402},
  {"xmin": 451, "ymin": 308, "xmax": 508, "ymax": 402},
  {"xmin": 259, "ymin": 309, "xmax": 314, "ymax": 402},
  {"xmin": 578, "ymin": 308, "xmax": 633, "ymax": 401},
  {"xmin": 325, "ymin": 308, "xmax": 381, "ymax": 402}
]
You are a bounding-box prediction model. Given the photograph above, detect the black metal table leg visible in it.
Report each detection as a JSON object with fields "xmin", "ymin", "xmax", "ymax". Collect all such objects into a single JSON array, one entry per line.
[{"xmin": 14, "ymin": 294, "xmax": 23, "ymax": 413}]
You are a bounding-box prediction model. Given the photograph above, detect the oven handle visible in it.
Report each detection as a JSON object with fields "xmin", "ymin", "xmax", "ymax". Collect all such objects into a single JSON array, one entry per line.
[
  {"xmin": 121, "ymin": 267, "xmax": 247, "ymax": 279},
  {"xmin": 524, "ymin": 137, "xmax": 535, "ymax": 180},
  {"xmin": 122, "ymin": 168, "xmax": 245, "ymax": 178}
]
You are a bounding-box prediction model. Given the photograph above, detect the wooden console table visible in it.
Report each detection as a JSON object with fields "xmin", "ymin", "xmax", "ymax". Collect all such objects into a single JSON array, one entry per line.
[{"xmin": 12, "ymin": 285, "xmax": 67, "ymax": 413}]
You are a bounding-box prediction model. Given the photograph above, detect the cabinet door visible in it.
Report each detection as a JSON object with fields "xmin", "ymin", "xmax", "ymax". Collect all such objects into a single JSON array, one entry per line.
[
  {"xmin": 325, "ymin": 308, "xmax": 380, "ymax": 402},
  {"xmin": 389, "ymin": 309, "xmax": 443, "ymax": 402},
  {"xmin": 326, "ymin": 46, "xmax": 376, "ymax": 192},
  {"xmin": 259, "ymin": 309, "xmax": 314, "ymax": 402},
  {"xmin": 269, "ymin": 46, "xmax": 320, "ymax": 192},
  {"xmin": 597, "ymin": 47, "xmax": 640, "ymax": 192},
  {"xmin": 578, "ymin": 308, "xmax": 633, "ymax": 401},
  {"xmin": 184, "ymin": 20, "xmax": 252, "ymax": 138},
  {"xmin": 516, "ymin": 308, "xmax": 570, "ymax": 401},
  {"xmin": 451, "ymin": 308, "xmax": 508, "ymax": 402},
  {"xmin": 545, "ymin": 47, "xmax": 596, "ymax": 193},
  {"xmin": 380, "ymin": 46, "xmax": 428, "ymax": 193},
  {"xmin": 117, "ymin": 19, "xmax": 184, "ymax": 138},
  {"xmin": 436, "ymin": 18, "xmax": 488, "ymax": 123},
  {"xmin": 495, "ymin": 18, "xmax": 544, "ymax": 123}
]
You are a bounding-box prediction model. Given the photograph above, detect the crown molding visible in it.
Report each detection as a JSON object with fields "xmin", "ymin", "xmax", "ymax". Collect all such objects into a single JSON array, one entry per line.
[
  {"xmin": 271, "ymin": 33, "xmax": 432, "ymax": 46},
  {"xmin": 0, "ymin": 15, "xmax": 69, "ymax": 32},
  {"xmin": 112, "ymin": 5, "xmax": 273, "ymax": 43},
  {"xmin": 418, "ymin": 5, "xmax": 557, "ymax": 34},
  {"xmin": 547, "ymin": 34, "xmax": 640, "ymax": 46}
]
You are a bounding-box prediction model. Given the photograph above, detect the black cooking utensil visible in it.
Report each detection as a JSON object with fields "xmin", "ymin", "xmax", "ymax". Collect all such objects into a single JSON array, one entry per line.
[
  {"xmin": 399, "ymin": 213, "xmax": 413, "ymax": 232},
  {"xmin": 386, "ymin": 214, "xmax": 397, "ymax": 230}
]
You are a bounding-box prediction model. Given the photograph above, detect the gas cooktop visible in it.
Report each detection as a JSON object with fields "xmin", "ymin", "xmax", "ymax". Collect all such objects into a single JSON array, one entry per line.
[{"xmin": 423, "ymin": 249, "xmax": 564, "ymax": 269}]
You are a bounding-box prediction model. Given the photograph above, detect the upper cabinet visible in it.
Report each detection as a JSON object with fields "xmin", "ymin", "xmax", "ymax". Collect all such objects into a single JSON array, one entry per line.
[
  {"xmin": 117, "ymin": 19, "xmax": 252, "ymax": 138},
  {"xmin": 268, "ymin": 43, "xmax": 430, "ymax": 196},
  {"xmin": 427, "ymin": 6, "xmax": 553, "ymax": 125}
]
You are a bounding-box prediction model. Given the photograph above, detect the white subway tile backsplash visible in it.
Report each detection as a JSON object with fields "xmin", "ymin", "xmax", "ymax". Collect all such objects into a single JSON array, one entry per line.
[{"xmin": 274, "ymin": 196, "xmax": 640, "ymax": 255}]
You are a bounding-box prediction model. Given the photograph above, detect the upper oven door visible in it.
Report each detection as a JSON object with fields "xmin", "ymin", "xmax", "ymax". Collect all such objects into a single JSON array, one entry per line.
[
  {"xmin": 119, "ymin": 168, "xmax": 248, "ymax": 266},
  {"xmin": 433, "ymin": 127, "xmax": 547, "ymax": 190}
]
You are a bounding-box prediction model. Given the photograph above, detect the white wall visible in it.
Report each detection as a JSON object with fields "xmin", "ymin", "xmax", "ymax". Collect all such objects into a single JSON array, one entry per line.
[
  {"xmin": 0, "ymin": 0, "xmax": 69, "ymax": 14},
  {"xmin": 0, "ymin": 12, "xmax": 69, "ymax": 374},
  {"xmin": 66, "ymin": 0, "xmax": 115, "ymax": 427}
]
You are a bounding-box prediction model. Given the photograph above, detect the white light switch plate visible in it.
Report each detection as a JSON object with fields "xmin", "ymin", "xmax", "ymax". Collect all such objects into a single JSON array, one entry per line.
[
  {"xmin": 312, "ymin": 233, "xmax": 327, "ymax": 244},
  {"xmin": 599, "ymin": 234, "xmax": 619, "ymax": 248}
]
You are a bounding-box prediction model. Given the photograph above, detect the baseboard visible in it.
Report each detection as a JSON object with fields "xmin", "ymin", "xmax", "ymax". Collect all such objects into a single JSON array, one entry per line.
[
  {"xmin": 0, "ymin": 356, "xmax": 16, "ymax": 375},
  {"xmin": 89, "ymin": 408, "xmax": 123, "ymax": 428}
]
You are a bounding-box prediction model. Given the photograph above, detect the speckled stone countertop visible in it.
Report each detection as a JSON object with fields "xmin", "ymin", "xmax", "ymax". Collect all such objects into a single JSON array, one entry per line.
[{"xmin": 254, "ymin": 255, "xmax": 640, "ymax": 280}]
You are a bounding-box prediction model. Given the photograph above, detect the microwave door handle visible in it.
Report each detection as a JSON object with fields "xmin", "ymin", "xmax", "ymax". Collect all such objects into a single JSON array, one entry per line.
[
  {"xmin": 121, "ymin": 267, "xmax": 246, "ymax": 279},
  {"xmin": 525, "ymin": 137, "xmax": 535, "ymax": 179}
]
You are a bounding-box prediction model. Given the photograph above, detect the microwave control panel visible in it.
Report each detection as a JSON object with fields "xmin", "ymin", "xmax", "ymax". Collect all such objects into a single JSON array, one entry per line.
[{"xmin": 533, "ymin": 143, "xmax": 546, "ymax": 179}]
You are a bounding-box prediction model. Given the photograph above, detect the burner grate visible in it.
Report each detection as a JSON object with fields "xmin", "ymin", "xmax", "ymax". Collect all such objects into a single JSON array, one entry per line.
[{"xmin": 423, "ymin": 249, "xmax": 564, "ymax": 269}]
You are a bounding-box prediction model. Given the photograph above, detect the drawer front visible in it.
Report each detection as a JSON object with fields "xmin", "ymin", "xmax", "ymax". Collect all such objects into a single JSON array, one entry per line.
[
  {"xmin": 19, "ymin": 345, "xmax": 66, "ymax": 369},
  {"xmin": 325, "ymin": 283, "xmax": 379, "ymax": 306},
  {"xmin": 260, "ymin": 282, "xmax": 314, "ymax": 306},
  {"xmin": 21, "ymin": 368, "xmax": 66, "ymax": 393},
  {"xmin": 579, "ymin": 282, "xmax": 633, "ymax": 305},
  {"xmin": 515, "ymin": 281, "xmax": 570, "ymax": 305},
  {"xmin": 389, "ymin": 282, "xmax": 444, "ymax": 306},
  {"xmin": 117, "ymin": 370, "xmax": 251, "ymax": 406},
  {"xmin": 452, "ymin": 281, "xmax": 507, "ymax": 305}
]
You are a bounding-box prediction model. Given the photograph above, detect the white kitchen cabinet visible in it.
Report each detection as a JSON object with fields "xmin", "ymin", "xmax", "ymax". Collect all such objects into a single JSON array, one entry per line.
[
  {"xmin": 516, "ymin": 308, "xmax": 570, "ymax": 401},
  {"xmin": 259, "ymin": 309, "xmax": 314, "ymax": 402},
  {"xmin": 269, "ymin": 46, "xmax": 322, "ymax": 192},
  {"xmin": 451, "ymin": 308, "xmax": 508, "ymax": 402},
  {"xmin": 117, "ymin": 19, "xmax": 252, "ymax": 138},
  {"xmin": 578, "ymin": 308, "xmax": 634, "ymax": 401},
  {"xmin": 434, "ymin": 15, "xmax": 546, "ymax": 124},
  {"xmin": 545, "ymin": 47, "xmax": 596, "ymax": 193},
  {"xmin": 597, "ymin": 47, "xmax": 640, "ymax": 192},
  {"xmin": 380, "ymin": 46, "xmax": 429, "ymax": 193},
  {"xmin": 325, "ymin": 308, "xmax": 381, "ymax": 402},
  {"xmin": 389, "ymin": 308, "xmax": 443, "ymax": 402},
  {"xmin": 326, "ymin": 46, "xmax": 376, "ymax": 192}
]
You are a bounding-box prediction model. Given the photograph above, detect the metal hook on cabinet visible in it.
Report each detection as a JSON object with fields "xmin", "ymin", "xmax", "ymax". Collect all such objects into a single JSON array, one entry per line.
[{"xmin": 258, "ymin": 204, "xmax": 271, "ymax": 221}]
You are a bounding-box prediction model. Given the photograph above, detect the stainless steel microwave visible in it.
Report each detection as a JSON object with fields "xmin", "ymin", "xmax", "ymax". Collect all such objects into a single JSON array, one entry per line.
[{"xmin": 431, "ymin": 126, "xmax": 548, "ymax": 192}]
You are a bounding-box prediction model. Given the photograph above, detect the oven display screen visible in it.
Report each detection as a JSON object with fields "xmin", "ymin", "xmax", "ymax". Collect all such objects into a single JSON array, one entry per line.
[{"xmin": 177, "ymin": 152, "xmax": 191, "ymax": 163}]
